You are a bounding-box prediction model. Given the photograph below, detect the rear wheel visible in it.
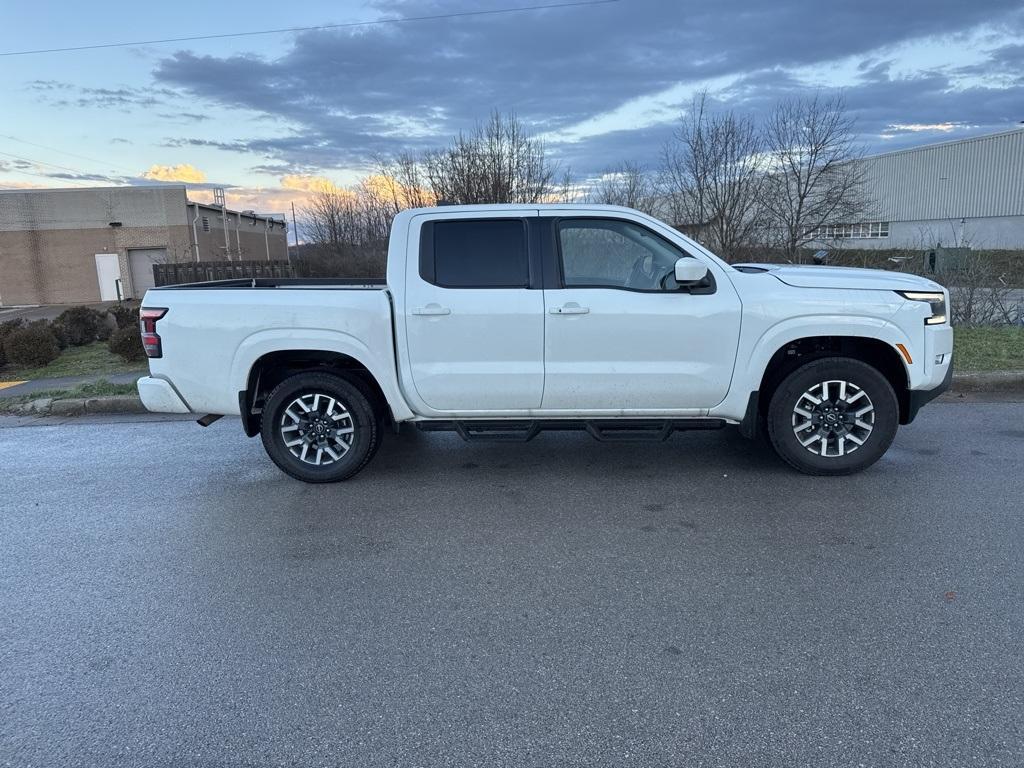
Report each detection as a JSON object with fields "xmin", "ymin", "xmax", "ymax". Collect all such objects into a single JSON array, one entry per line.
[
  {"xmin": 260, "ymin": 372, "xmax": 380, "ymax": 483},
  {"xmin": 766, "ymin": 357, "xmax": 899, "ymax": 475}
]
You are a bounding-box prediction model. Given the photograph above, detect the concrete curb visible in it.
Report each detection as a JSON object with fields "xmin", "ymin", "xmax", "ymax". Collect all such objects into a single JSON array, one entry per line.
[
  {"xmin": 951, "ymin": 371, "xmax": 1024, "ymax": 393},
  {"xmin": 3, "ymin": 394, "xmax": 147, "ymax": 416}
]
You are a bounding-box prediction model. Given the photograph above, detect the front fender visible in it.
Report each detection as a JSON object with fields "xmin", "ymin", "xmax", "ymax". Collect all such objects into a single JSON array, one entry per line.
[{"xmin": 711, "ymin": 315, "xmax": 915, "ymax": 422}]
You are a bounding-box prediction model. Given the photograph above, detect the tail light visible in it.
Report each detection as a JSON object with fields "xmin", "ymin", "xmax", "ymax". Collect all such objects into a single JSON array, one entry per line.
[{"xmin": 139, "ymin": 307, "xmax": 168, "ymax": 358}]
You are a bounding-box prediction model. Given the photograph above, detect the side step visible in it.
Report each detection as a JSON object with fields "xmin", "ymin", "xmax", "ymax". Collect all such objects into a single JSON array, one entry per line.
[{"xmin": 416, "ymin": 418, "xmax": 726, "ymax": 443}]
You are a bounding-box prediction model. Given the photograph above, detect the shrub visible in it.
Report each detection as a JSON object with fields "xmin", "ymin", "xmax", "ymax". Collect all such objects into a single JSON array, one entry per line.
[
  {"xmin": 53, "ymin": 306, "xmax": 105, "ymax": 346},
  {"xmin": 107, "ymin": 302, "xmax": 140, "ymax": 330},
  {"xmin": 95, "ymin": 318, "xmax": 113, "ymax": 342},
  {"xmin": 108, "ymin": 326, "xmax": 146, "ymax": 361},
  {"xmin": 0, "ymin": 318, "xmax": 25, "ymax": 367},
  {"xmin": 26, "ymin": 319, "xmax": 68, "ymax": 350},
  {"xmin": 3, "ymin": 324, "xmax": 60, "ymax": 368},
  {"xmin": 0, "ymin": 318, "xmax": 24, "ymax": 340}
]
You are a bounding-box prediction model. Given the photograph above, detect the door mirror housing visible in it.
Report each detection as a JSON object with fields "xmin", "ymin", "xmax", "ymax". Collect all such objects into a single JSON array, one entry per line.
[{"xmin": 674, "ymin": 257, "xmax": 709, "ymax": 284}]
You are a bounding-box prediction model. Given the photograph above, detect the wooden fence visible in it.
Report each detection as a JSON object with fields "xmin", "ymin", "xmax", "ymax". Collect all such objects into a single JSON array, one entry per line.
[{"xmin": 153, "ymin": 260, "xmax": 294, "ymax": 286}]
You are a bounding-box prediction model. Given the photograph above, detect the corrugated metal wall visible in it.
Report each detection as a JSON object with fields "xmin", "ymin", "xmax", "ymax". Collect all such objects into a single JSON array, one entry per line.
[{"xmin": 862, "ymin": 129, "xmax": 1024, "ymax": 222}]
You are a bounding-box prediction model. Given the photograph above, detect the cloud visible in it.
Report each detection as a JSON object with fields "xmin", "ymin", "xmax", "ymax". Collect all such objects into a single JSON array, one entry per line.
[
  {"xmin": 0, "ymin": 180, "xmax": 47, "ymax": 190},
  {"xmin": 156, "ymin": 111, "xmax": 212, "ymax": 123},
  {"xmin": 885, "ymin": 122, "xmax": 966, "ymax": 133},
  {"xmin": 146, "ymin": 0, "xmax": 1024, "ymax": 174},
  {"xmin": 280, "ymin": 174, "xmax": 342, "ymax": 193},
  {"xmin": 142, "ymin": 163, "xmax": 208, "ymax": 183},
  {"xmin": 44, "ymin": 172, "xmax": 127, "ymax": 183},
  {"xmin": 27, "ymin": 80, "xmax": 178, "ymax": 110}
]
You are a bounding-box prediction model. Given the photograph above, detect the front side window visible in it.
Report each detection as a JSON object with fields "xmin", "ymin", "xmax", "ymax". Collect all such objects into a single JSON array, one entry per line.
[
  {"xmin": 558, "ymin": 219, "xmax": 684, "ymax": 291},
  {"xmin": 425, "ymin": 219, "xmax": 529, "ymax": 288}
]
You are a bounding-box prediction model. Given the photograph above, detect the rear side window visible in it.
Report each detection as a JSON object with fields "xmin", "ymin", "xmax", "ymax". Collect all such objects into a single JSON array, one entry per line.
[{"xmin": 421, "ymin": 219, "xmax": 529, "ymax": 288}]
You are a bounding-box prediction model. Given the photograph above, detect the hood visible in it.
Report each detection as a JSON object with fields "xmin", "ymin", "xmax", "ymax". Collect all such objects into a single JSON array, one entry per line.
[{"xmin": 733, "ymin": 264, "xmax": 945, "ymax": 292}]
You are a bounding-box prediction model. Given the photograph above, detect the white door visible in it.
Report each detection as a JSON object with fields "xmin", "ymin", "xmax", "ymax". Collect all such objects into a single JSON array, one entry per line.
[
  {"xmin": 404, "ymin": 215, "xmax": 544, "ymax": 413},
  {"xmin": 128, "ymin": 248, "xmax": 166, "ymax": 297},
  {"xmin": 94, "ymin": 254, "xmax": 121, "ymax": 301},
  {"xmin": 542, "ymin": 217, "xmax": 742, "ymax": 411}
]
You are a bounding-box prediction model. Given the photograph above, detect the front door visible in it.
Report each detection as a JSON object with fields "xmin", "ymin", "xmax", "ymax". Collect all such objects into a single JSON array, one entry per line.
[
  {"xmin": 94, "ymin": 254, "xmax": 121, "ymax": 301},
  {"xmin": 403, "ymin": 215, "xmax": 544, "ymax": 413},
  {"xmin": 542, "ymin": 217, "xmax": 742, "ymax": 412}
]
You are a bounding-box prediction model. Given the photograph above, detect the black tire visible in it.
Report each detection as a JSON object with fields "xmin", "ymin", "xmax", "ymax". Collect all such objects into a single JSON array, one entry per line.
[
  {"xmin": 766, "ymin": 357, "xmax": 899, "ymax": 476},
  {"xmin": 260, "ymin": 372, "xmax": 381, "ymax": 483}
]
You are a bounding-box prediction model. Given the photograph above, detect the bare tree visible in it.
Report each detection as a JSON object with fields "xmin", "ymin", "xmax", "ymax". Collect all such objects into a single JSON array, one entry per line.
[
  {"xmin": 590, "ymin": 161, "xmax": 660, "ymax": 214},
  {"xmin": 299, "ymin": 183, "xmax": 392, "ymax": 277},
  {"xmin": 661, "ymin": 91, "xmax": 766, "ymax": 260},
  {"xmin": 424, "ymin": 110, "xmax": 557, "ymax": 204},
  {"xmin": 374, "ymin": 151, "xmax": 435, "ymax": 212},
  {"xmin": 760, "ymin": 93, "xmax": 868, "ymax": 261},
  {"xmin": 552, "ymin": 167, "xmax": 583, "ymax": 203}
]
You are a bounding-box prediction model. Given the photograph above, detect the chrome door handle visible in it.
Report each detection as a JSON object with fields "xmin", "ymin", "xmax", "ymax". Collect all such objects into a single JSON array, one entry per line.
[
  {"xmin": 411, "ymin": 305, "xmax": 451, "ymax": 316},
  {"xmin": 549, "ymin": 304, "xmax": 590, "ymax": 315}
]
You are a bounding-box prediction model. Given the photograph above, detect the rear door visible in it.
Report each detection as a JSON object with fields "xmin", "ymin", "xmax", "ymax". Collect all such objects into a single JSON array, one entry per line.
[
  {"xmin": 541, "ymin": 215, "xmax": 742, "ymax": 412},
  {"xmin": 403, "ymin": 214, "xmax": 544, "ymax": 413}
]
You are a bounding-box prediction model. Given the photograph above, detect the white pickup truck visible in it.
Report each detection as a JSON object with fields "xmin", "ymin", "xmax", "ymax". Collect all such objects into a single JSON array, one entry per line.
[{"xmin": 137, "ymin": 204, "xmax": 952, "ymax": 482}]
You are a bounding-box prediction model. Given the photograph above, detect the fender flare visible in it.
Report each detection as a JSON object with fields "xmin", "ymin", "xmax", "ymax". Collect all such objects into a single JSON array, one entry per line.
[
  {"xmin": 229, "ymin": 328, "xmax": 415, "ymax": 422},
  {"xmin": 715, "ymin": 315, "xmax": 916, "ymax": 425},
  {"xmin": 741, "ymin": 315, "xmax": 914, "ymax": 388}
]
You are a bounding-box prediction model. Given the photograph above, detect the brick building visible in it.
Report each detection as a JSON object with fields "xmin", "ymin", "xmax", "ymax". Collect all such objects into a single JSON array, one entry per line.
[{"xmin": 0, "ymin": 185, "xmax": 288, "ymax": 306}]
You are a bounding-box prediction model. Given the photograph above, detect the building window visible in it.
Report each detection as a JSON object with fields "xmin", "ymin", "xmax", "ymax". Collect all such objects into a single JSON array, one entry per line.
[
  {"xmin": 201, "ymin": 216, "xmax": 210, "ymax": 232},
  {"xmin": 808, "ymin": 222, "xmax": 889, "ymax": 240}
]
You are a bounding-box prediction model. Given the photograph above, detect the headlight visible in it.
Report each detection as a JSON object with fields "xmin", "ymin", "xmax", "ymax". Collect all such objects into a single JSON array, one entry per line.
[{"xmin": 897, "ymin": 291, "xmax": 947, "ymax": 325}]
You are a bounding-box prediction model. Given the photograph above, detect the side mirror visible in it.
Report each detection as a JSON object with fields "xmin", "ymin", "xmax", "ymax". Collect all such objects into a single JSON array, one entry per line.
[{"xmin": 674, "ymin": 256, "xmax": 708, "ymax": 284}]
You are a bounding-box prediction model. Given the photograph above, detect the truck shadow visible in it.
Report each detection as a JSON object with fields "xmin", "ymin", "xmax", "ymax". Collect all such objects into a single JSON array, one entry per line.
[{"xmin": 368, "ymin": 424, "xmax": 785, "ymax": 480}]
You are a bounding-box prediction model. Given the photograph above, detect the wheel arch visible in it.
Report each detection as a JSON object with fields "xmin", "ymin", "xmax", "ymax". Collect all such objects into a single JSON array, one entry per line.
[
  {"xmin": 240, "ymin": 349, "xmax": 392, "ymax": 437},
  {"xmin": 748, "ymin": 335, "xmax": 912, "ymax": 434}
]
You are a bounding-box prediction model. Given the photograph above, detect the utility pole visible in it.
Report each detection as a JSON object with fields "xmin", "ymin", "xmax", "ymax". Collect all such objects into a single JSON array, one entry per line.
[
  {"xmin": 214, "ymin": 188, "xmax": 230, "ymax": 261},
  {"xmin": 291, "ymin": 201, "xmax": 299, "ymax": 263}
]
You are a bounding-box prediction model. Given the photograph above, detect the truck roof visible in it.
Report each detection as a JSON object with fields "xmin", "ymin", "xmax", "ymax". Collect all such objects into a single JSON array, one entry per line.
[{"xmin": 399, "ymin": 203, "xmax": 643, "ymax": 216}]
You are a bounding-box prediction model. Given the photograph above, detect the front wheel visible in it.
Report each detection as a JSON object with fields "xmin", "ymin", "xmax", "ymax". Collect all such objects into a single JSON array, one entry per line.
[
  {"xmin": 260, "ymin": 372, "xmax": 380, "ymax": 483},
  {"xmin": 766, "ymin": 357, "xmax": 899, "ymax": 476}
]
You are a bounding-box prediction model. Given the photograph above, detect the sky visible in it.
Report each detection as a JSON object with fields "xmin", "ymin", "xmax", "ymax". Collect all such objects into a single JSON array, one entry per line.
[{"xmin": 1, "ymin": 0, "xmax": 1022, "ymax": 213}]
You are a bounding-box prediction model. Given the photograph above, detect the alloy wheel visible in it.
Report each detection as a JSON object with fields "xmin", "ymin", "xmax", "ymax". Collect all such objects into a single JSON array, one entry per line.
[
  {"xmin": 279, "ymin": 392, "xmax": 355, "ymax": 466},
  {"xmin": 791, "ymin": 380, "xmax": 875, "ymax": 458}
]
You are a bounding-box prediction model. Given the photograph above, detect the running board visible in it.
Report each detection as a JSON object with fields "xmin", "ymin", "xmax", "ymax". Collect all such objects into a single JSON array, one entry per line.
[{"xmin": 416, "ymin": 419, "xmax": 726, "ymax": 443}]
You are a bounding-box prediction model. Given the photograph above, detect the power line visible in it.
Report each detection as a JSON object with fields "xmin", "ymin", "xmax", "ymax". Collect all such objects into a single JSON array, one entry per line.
[
  {"xmin": 0, "ymin": 150, "xmax": 97, "ymax": 176},
  {"xmin": 0, "ymin": 150, "xmax": 110, "ymax": 185},
  {"xmin": 2, "ymin": 135, "xmax": 138, "ymax": 176},
  {"xmin": 0, "ymin": 0, "xmax": 619, "ymax": 57},
  {"xmin": 0, "ymin": 165, "xmax": 90, "ymax": 188}
]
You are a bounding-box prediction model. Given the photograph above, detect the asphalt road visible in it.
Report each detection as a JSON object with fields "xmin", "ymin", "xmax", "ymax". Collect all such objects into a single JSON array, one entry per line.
[{"xmin": 1, "ymin": 403, "xmax": 1022, "ymax": 767}]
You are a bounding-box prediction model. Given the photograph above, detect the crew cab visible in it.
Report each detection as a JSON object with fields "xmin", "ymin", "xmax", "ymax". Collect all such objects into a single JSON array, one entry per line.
[{"xmin": 137, "ymin": 204, "xmax": 953, "ymax": 482}]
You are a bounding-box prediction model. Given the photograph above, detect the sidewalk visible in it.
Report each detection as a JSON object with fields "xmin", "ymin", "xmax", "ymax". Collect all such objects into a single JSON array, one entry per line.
[{"xmin": 0, "ymin": 371, "xmax": 143, "ymax": 398}]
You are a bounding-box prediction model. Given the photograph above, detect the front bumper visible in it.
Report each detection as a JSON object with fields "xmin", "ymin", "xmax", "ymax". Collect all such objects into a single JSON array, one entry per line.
[
  {"xmin": 137, "ymin": 377, "xmax": 190, "ymax": 414},
  {"xmin": 904, "ymin": 359, "xmax": 953, "ymax": 424}
]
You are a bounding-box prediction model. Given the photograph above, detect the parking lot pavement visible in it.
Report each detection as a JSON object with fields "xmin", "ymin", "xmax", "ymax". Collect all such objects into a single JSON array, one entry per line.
[{"xmin": 1, "ymin": 403, "xmax": 1022, "ymax": 767}]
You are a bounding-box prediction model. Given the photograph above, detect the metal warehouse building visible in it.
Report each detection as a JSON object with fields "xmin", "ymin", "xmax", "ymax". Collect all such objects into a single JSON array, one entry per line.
[
  {"xmin": 812, "ymin": 128, "xmax": 1024, "ymax": 250},
  {"xmin": 0, "ymin": 185, "xmax": 288, "ymax": 306}
]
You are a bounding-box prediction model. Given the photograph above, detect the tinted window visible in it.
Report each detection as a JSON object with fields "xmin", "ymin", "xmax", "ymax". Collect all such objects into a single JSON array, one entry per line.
[
  {"xmin": 559, "ymin": 219, "xmax": 683, "ymax": 290},
  {"xmin": 429, "ymin": 219, "xmax": 529, "ymax": 288}
]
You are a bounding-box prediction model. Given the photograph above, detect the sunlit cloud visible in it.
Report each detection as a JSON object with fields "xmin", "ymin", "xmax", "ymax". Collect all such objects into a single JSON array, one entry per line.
[
  {"xmin": 0, "ymin": 179, "xmax": 48, "ymax": 190},
  {"xmin": 885, "ymin": 122, "xmax": 965, "ymax": 133},
  {"xmin": 280, "ymin": 174, "xmax": 343, "ymax": 194},
  {"xmin": 142, "ymin": 163, "xmax": 208, "ymax": 183}
]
